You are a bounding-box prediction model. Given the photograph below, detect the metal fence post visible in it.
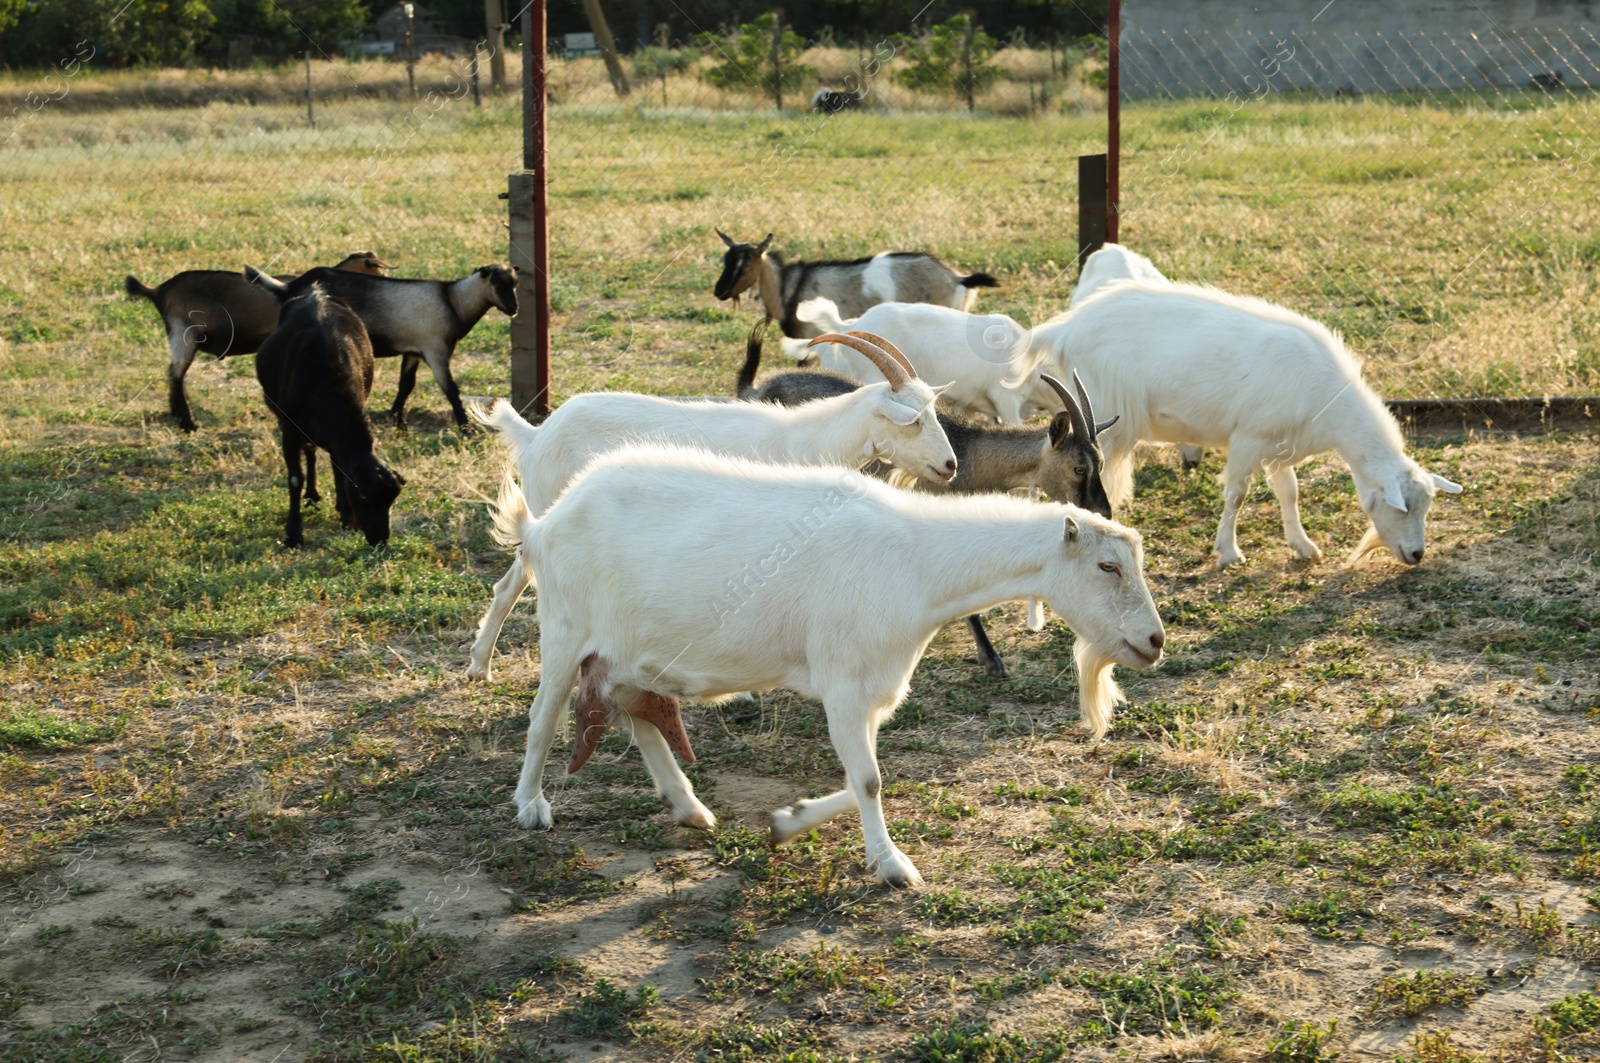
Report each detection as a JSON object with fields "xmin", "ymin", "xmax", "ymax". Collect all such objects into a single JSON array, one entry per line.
[
  {"xmin": 1106, "ymin": 0, "xmax": 1120, "ymax": 242},
  {"xmin": 509, "ymin": 0, "xmax": 551, "ymax": 418}
]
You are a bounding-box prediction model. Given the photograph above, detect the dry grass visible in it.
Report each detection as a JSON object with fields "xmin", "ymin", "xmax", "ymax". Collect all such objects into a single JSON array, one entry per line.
[{"xmin": 0, "ymin": 69, "xmax": 1598, "ymax": 1062}]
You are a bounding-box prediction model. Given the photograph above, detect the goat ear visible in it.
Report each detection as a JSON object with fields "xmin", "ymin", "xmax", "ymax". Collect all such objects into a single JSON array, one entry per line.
[
  {"xmin": 1429, "ymin": 472, "xmax": 1463, "ymax": 494},
  {"xmin": 1382, "ymin": 479, "xmax": 1409, "ymax": 513},
  {"xmin": 1063, "ymin": 515, "xmax": 1080, "ymax": 543},
  {"xmin": 756, "ymin": 233, "xmax": 774, "ymax": 253},
  {"xmin": 1093, "ymin": 415, "xmax": 1119, "ymax": 436},
  {"xmin": 716, "ymin": 228, "xmax": 735, "ymax": 247},
  {"xmin": 1048, "ymin": 411, "xmax": 1073, "ymax": 449},
  {"xmin": 878, "ymin": 396, "xmax": 922, "ymax": 426}
]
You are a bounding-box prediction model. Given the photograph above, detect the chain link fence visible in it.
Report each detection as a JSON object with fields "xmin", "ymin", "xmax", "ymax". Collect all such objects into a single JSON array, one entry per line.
[{"xmin": 4, "ymin": 9, "xmax": 1598, "ymax": 415}]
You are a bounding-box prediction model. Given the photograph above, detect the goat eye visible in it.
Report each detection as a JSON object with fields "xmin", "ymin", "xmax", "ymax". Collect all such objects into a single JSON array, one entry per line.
[
  {"xmin": 1098, "ymin": 562, "xmax": 1119, "ymax": 575},
  {"xmin": 1074, "ymin": 466, "xmax": 1087, "ymax": 477}
]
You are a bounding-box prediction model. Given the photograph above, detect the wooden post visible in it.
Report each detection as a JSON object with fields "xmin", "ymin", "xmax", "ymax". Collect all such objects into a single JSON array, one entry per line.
[
  {"xmin": 484, "ymin": 0, "xmax": 506, "ymax": 91},
  {"xmin": 1077, "ymin": 153, "xmax": 1108, "ymax": 271},
  {"xmin": 962, "ymin": 11, "xmax": 975, "ymax": 112},
  {"xmin": 471, "ymin": 42, "xmax": 482, "ymax": 106},
  {"xmin": 405, "ymin": 2, "xmax": 416, "ymax": 99},
  {"xmin": 771, "ymin": 8, "xmax": 783, "ymax": 111},
  {"xmin": 304, "ymin": 49, "xmax": 314, "ymax": 126},
  {"xmin": 509, "ymin": 0, "xmax": 551, "ymax": 418},
  {"xmin": 1106, "ymin": 0, "xmax": 1120, "ymax": 242}
]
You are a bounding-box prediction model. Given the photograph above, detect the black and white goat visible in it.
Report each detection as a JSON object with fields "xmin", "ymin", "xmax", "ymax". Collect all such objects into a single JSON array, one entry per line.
[
  {"xmin": 713, "ymin": 230, "xmax": 997, "ymax": 338},
  {"xmin": 247, "ymin": 263, "xmax": 517, "ymax": 429},
  {"xmin": 491, "ymin": 444, "xmax": 1165, "ymax": 887},
  {"xmin": 125, "ymin": 252, "xmax": 392, "ymax": 433},
  {"xmin": 737, "ymin": 323, "xmax": 1116, "ymax": 677},
  {"xmin": 254, "ymin": 285, "xmax": 406, "ymax": 548}
]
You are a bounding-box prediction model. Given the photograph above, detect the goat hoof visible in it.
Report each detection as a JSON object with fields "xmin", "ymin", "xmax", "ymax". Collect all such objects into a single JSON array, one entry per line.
[
  {"xmin": 770, "ymin": 805, "xmax": 806, "ymax": 846},
  {"xmin": 675, "ymin": 804, "xmax": 716, "ymax": 831},
  {"xmin": 465, "ymin": 662, "xmax": 491, "ymax": 682},
  {"xmin": 1215, "ymin": 549, "xmax": 1243, "ymax": 569},
  {"xmin": 515, "ymin": 794, "xmax": 553, "ymax": 830},
  {"xmin": 872, "ymin": 852, "xmax": 924, "ymax": 889}
]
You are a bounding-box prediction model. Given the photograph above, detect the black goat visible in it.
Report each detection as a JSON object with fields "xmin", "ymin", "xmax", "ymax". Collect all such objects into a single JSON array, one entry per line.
[
  {"xmin": 124, "ymin": 252, "xmax": 391, "ymax": 433},
  {"xmin": 247, "ymin": 263, "xmax": 517, "ymax": 429},
  {"xmin": 736, "ymin": 321, "xmax": 1115, "ymax": 678},
  {"xmin": 255, "ymin": 285, "xmax": 405, "ymax": 548}
]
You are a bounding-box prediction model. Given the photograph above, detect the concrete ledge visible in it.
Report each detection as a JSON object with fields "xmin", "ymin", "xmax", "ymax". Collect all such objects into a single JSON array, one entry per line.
[{"xmin": 1387, "ymin": 397, "xmax": 1599, "ymax": 433}]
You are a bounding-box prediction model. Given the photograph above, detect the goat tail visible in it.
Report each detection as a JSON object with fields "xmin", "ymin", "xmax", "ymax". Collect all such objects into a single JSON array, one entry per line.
[
  {"xmin": 468, "ymin": 397, "xmax": 538, "ymax": 456},
  {"xmin": 735, "ymin": 319, "xmax": 769, "ymax": 399},
  {"xmin": 794, "ymin": 296, "xmax": 850, "ymax": 335},
  {"xmin": 489, "ymin": 464, "xmax": 538, "ymax": 550},
  {"xmin": 124, "ymin": 275, "xmax": 157, "ymax": 302},
  {"xmin": 1073, "ymin": 638, "xmax": 1126, "ymax": 743},
  {"xmin": 959, "ymin": 272, "xmax": 999, "ymax": 289}
]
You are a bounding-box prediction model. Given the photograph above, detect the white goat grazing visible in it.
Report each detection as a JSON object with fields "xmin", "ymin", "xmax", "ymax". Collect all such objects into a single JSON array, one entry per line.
[
  {"xmin": 1066, "ymin": 243, "xmax": 1205, "ymax": 471},
  {"xmin": 491, "ymin": 444, "xmax": 1165, "ymax": 887},
  {"xmin": 1031, "ymin": 282, "xmax": 1463, "ymax": 569},
  {"xmin": 464, "ymin": 332, "xmax": 958, "ymax": 682},
  {"xmin": 794, "ymin": 297, "xmax": 1057, "ymax": 425}
]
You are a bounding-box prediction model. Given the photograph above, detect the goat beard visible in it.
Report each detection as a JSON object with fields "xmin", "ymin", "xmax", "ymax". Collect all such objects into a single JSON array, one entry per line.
[
  {"xmin": 1346, "ymin": 524, "xmax": 1386, "ymax": 563},
  {"xmin": 1073, "ymin": 639, "xmax": 1126, "ymax": 744}
]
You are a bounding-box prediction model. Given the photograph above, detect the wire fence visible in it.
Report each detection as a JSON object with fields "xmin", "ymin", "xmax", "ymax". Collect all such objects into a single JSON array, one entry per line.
[{"xmin": 4, "ymin": 13, "xmax": 1598, "ymax": 416}]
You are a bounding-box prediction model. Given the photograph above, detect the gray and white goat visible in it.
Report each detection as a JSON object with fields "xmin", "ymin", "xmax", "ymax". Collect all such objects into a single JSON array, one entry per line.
[
  {"xmin": 247, "ymin": 263, "xmax": 517, "ymax": 429},
  {"xmin": 713, "ymin": 230, "xmax": 997, "ymax": 338},
  {"xmin": 125, "ymin": 252, "xmax": 392, "ymax": 433},
  {"xmin": 737, "ymin": 322, "xmax": 1117, "ymax": 678}
]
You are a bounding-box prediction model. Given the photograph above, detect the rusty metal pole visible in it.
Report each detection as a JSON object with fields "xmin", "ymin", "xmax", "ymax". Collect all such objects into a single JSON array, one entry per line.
[
  {"xmin": 1106, "ymin": 0, "xmax": 1120, "ymax": 242},
  {"xmin": 508, "ymin": 0, "xmax": 551, "ymax": 417}
]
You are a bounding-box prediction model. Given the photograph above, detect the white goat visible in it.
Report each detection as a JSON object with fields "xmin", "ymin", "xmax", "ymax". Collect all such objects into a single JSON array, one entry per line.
[
  {"xmin": 1068, "ymin": 243, "xmax": 1173, "ymax": 309},
  {"xmin": 1031, "ymin": 282, "xmax": 1463, "ymax": 569},
  {"xmin": 794, "ymin": 298, "xmax": 1057, "ymax": 425},
  {"xmin": 1066, "ymin": 243, "xmax": 1204, "ymax": 471},
  {"xmin": 491, "ymin": 444, "xmax": 1165, "ymax": 887},
  {"xmin": 465, "ymin": 332, "xmax": 958, "ymax": 682}
]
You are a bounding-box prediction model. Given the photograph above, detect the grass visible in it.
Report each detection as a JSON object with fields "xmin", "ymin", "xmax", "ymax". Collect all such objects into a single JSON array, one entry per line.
[{"xmin": 0, "ymin": 62, "xmax": 1597, "ymax": 1062}]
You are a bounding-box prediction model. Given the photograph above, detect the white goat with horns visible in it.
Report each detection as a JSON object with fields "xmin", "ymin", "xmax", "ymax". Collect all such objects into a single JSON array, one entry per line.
[
  {"xmin": 490, "ymin": 444, "xmax": 1165, "ymax": 887},
  {"xmin": 465, "ymin": 332, "xmax": 958, "ymax": 682},
  {"xmin": 1031, "ymin": 281, "xmax": 1463, "ymax": 568}
]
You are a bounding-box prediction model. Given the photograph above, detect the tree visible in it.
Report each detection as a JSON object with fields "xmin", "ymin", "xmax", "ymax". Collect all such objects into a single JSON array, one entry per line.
[
  {"xmin": 697, "ymin": 12, "xmax": 813, "ymax": 109},
  {"xmin": 892, "ymin": 13, "xmax": 1000, "ymax": 109}
]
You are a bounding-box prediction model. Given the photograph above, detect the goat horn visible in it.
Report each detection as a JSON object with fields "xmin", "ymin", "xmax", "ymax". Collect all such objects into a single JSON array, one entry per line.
[
  {"xmin": 807, "ymin": 332, "xmax": 909, "ymax": 391},
  {"xmin": 1071, "ymin": 369, "xmax": 1106, "ymax": 438},
  {"xmin": 716, "ymin": 227, "xmax": 735, "ymax": 247},
  {"xmin": 1041, "ymin": 374, "xmax": 1092, "ymax": 448},
  {"xmin": 756, "ymin": 232, "xmax": 774, "ymax": 253},
  {"xmin": 846, "ymin": 331, "xmax": 917, "ymax": 379}
]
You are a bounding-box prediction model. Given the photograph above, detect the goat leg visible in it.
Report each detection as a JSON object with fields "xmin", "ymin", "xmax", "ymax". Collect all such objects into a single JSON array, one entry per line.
[
  {"xmin": 303, "ymin": 445, "xmax": 321, "ymax": 504},
  {"xmin": 966, "ymin": 614, "xmax": 1009, "ymax": 679},
  {"xmin": 167, "ymin": 332, "xmax": 199, "ymax": 433},
  {"xmin": 391, "ymin": 354, "xmax": 422, "ymax": 429}
]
